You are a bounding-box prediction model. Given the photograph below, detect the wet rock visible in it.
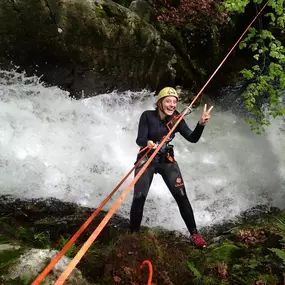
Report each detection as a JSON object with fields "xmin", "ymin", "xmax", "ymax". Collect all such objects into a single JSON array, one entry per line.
[
  {"xmin": 0, "ymin": 195, "xmax": 129, "ymax": 244},
  {"xmin": 0, "ymin": 0, "xmax": 185, "ymax": 98},
  {"xmin": 129, "ymin": 0, "xmax": 156, "ymax": 23},
  {"xmin": 3, "ymin": 248, "xmax": 94, "ymax": 285},
  {"xmin": 0, "ymin": 195, "xmax": 284, "ymax": 284}
]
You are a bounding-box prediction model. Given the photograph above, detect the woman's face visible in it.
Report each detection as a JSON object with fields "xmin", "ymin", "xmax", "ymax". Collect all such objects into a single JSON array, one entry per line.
[{"xmin": 160, "ymin": 96, "xmax": 178, "ymax": 116}]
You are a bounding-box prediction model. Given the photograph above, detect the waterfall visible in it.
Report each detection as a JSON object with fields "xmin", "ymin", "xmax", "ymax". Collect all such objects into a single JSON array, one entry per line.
[{"xmin": 0, "ymin": 69, "xmax": 284, "ymax": 233}]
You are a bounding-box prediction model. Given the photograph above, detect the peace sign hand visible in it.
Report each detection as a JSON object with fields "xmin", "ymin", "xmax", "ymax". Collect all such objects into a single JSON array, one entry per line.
[{"xmin": 199, "ymin": 104, "xmax": 213, "ymax": 126}]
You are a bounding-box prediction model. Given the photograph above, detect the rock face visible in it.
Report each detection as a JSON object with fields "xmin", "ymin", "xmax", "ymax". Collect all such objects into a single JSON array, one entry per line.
[
  {"xmin": 0, "ymin": 0, "xmax": 195, "ymax": 98},
  {"xmin": 0, "ymin": 195, "xmax": 130, "ymax": 283},
  {"xmin": 3, "ymin": 248, "xmax": 93, "ymax": 285},
  {"xmin": 0, "ymin": 195, "xmax": 284, "ymax": 285}
]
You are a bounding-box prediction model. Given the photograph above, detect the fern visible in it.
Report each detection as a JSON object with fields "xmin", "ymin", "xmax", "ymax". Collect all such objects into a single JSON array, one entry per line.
[
  {"xmin": 269, "ymin": 248, "xmax": 285, "ymax": 266},
  {"xmin": 186, "ymin": 261, "xmax": 202, "ymax": 279}
]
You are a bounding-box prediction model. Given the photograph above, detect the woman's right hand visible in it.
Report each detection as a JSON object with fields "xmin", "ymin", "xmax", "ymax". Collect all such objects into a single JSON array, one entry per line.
[{"xmin": 147, "ymin": 140, "xmax": 158, "ymax": 149}]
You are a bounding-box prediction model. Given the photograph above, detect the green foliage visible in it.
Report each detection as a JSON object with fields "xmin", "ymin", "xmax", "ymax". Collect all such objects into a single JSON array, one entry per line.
[
  {"xmin": 221, "ymin": 0, "xmax": 285, "ymax": 133},
  {"xmin": 0, "ymin": 249, "xmax": 24, "ymax": 285},
  {"xmin": 58, "ymin": 235, "xmax": 77, "ymax": 258},
  {"xmin": 0, "ymin": 250, "xmax": 23, "ymax": 271},
  {"xmin": 15, "ymin": 227, "xmax": 29, "ymax": 241},
  {"xmin": 15, "ymin": 227, "xmax": 49, "ymax": 248},
  {"xmin": 33, "ymin": 232, "xmax": 49, "ymax": 248},
  {"xmin": 272, "ymin": 216, "xmax": 285, "ymax": 245},
  {"xmin": 186, "ymin": 261, "xmax": 202, "ymax": 279},
  {"xmin": 0, "ymin": 277, "xmax": 27, "ymax": 285},
  {"xmin": 206, "ymin": 243, "xmax": 242, "ymax": 263},
  {"xmin": 268, "ymin": 216, "xmax": 285, "ymax": 269},
  {"xmin": 269, "ymin": 248, "xmax": 285, "ymax": 265},
  {"xmin": 275, "ymin": 216, "xmax": 285, "ymax": 231},
  {"xmin": 223, "ymin": 0, "xmax": 251, "ymax": 13}
]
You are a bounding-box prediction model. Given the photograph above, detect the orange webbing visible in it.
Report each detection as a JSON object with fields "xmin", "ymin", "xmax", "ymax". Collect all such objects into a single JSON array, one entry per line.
[
  {"xmin": 31, "ymin": 147, "xmax": 151, "ymax": 285},
  {"xmin": 40, "ymin": 1, "xmax": 271, "ymax": 282},
  {"xmin": 138, "ymin": 145, "xmax": 150, "ymax": 155},
  {"xmin": 53, "ymin": 109, "xmax": 188, "ymax": 285},
  {"xmin": 166, "ymin": 113, "xmax": 183, "ymax": 131}
]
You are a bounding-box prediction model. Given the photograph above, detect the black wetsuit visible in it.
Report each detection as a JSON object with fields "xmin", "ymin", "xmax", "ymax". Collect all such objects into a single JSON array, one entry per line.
[{"xmin": 130, "ymin": 110, "xmax": 205, "ymax": 234}]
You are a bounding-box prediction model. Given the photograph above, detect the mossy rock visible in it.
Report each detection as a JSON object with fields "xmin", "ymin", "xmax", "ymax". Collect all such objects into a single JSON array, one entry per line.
[
  {"xmin": 0, "ymin": 245, "xmax": 25, "ymax": 284},
  {"xmin": 1, "ymin": 196, "xmax": 285, "ymax": 285}
]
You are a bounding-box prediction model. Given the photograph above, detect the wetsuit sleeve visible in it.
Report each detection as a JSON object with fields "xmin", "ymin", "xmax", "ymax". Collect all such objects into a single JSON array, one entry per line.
[
  {"xmin": 136, "ymin": 111, "xmax": 148, "ymax": 147},
  {"xmin": 177, "ymin": 119, "xmax": 205, "ymax": 143}
]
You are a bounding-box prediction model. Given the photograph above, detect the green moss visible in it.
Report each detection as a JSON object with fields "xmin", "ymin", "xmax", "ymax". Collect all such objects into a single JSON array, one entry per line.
[
  {"xmin": 0, "ymin": 277, "xmax": 27, "ymax": 285},
  {"xmin": 0, "ymin": 0, "xmax": 61, "ymax": 50},
  {"xmin": 0, "ymin": 249, "xmax": 24, "ymax": 275},
  {"xmin": 258, "ymin": 274, "xmax": 280, "ymax": 282},
  {"xmin": 1, "ymin": 198, "xmax": 285, "ymax": 285},
  {"xmin": 95, "ymin": 5, "xmax": 108, "ymax": 18},
  {"xmin": 230, "ymin": 256, "xmax": 283, "ymax": 284}
]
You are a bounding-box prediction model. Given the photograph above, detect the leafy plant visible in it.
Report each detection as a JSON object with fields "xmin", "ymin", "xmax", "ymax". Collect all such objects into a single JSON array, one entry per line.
[
  {"xmin": 33, "ymin": 232, "xmax": 49, "ymax": 247},
  {"xmin": 186, "ymin": 261, "xmax": 202, "ymax": 279},
  {"xmin": 15, "ymin": 227, "xmax": 29, "ymax": 241},
  {"xmin": 269, "ymin": 248, "xmax": 285, "ymax": 265},
  {"xmin": 269, "ymin": 216, "xmax": 285, "ymax": 267},
  {"xmin": 58, "ymin": 235, "xmax": 77, "ymax": 258},
  {"xmin": 221, "ymin": 0, "xmax": 285, "ymax": 133},
  {"xmin": 274, "ymin": 216, "xmax": 285, "ymax": 244}
]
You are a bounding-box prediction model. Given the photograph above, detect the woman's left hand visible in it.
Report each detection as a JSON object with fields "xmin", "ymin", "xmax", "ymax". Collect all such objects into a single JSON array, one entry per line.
[{"xmin": 199, "ymin": 104, "xmax": 213, "ymax": 126}]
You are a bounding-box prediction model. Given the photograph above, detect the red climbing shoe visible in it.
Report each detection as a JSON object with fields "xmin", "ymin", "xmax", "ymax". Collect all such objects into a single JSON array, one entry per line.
[{"xmin": 191, "ymin": 233, "xmax": 207, "ymax": 248}]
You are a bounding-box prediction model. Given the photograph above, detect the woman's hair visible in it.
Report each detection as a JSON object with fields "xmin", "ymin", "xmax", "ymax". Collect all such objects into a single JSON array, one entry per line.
[
  {"xmin": 155, "ymin": 100, "xmax": 161, "ymax": 109},
  {"xmin": 155, "ymin": 98, "xmax": 179, "ymax": 119}
]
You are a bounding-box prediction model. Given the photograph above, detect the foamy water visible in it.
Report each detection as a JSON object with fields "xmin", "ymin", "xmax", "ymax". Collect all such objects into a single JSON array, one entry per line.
[{"xmin": 0, "ymin": 69, "xmax": 284, "ymax": 233}]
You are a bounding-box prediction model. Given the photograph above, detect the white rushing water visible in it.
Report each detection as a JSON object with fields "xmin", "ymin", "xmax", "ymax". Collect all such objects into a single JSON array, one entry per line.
[{"xmin": 0, "ymin": 69, "xmax": 284, "ymax": 233}]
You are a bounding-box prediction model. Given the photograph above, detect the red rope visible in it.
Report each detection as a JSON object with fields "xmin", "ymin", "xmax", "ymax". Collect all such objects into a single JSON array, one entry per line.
[{"xmin": 140, "ymin": 260, "xmax": 153, "ymax": 285}]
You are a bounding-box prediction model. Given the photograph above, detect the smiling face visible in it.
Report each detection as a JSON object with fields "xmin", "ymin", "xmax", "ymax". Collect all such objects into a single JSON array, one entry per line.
[{"xmin": 158, "ymin": 96, "xmax": 178, "ymax": 117}]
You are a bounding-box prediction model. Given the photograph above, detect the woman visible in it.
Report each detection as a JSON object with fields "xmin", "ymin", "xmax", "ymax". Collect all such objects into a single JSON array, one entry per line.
[{"xmin": 130, "ymin": 87, "xmax": 213, "ymax": 248}]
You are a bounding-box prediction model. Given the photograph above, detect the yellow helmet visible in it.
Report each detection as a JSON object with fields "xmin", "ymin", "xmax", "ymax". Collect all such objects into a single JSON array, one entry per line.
[{"xmin": 157, "ymin": 87, "xmax": 179, "ymax": 102}]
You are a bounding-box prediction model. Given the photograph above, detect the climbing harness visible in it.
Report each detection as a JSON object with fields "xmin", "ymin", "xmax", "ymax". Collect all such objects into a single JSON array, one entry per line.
[
  {"xmin": 138, "ymin": 137, "xmax": 175, "ymax": 167},
  {"xmin": 31, "ymin": 1, "xmax": 271, "ymax": 284}
]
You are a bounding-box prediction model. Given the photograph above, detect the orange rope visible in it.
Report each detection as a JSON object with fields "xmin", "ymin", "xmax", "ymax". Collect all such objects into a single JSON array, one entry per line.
[
  {"xmin": 53, "ymin": 2, "xmax": 271, "ymax": 282},
  {"xmin": 54, "ymin": 135, "xmax": 172, "ymax": 285},
  {"xmin": 53, "ymin": 99, "xmax": 202, "ymax": 285},
  {"xmin": 31, "ymin": 147, "xmax": 151, "ymax": 285},
  {"xmin": 140, "ymin": 260, "xmax": 153, "ymax": 285},
  {"xmin": 166, "ymin": 113, "xmax": 183, "ymax": 131},
  {"xmin": 36, "ymin": 2, "xmax": 270, "ymax": 283},
  {"xmin": 186, "ymin": 0, "xmax": 271, "ymax": 106},
  {"xmin": 138, "ymin": 145, "xmax": 150, "ymax": 155}
]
